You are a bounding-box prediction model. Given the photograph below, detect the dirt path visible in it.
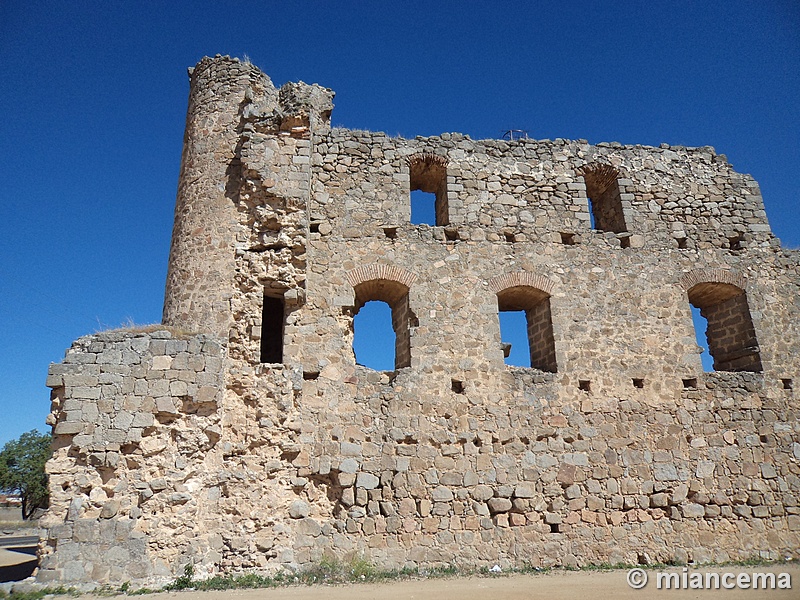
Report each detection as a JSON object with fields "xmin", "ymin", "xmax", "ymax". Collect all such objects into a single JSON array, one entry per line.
[{"xmin": 84, "ymin": 566, "xmax": 798, "ymax": 600}]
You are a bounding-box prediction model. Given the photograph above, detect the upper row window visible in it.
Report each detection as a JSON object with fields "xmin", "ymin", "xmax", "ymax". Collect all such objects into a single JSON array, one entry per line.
[
  {"xmin": 580, "ymin": 163, "xmax": 627, "ymax": 234},
  {"xmin": 408, "ymin": 154, "xmax": 448, "ymax": 226}
]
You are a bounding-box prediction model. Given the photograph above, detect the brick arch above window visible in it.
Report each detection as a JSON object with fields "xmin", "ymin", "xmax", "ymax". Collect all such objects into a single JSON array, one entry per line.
[
  {"xmin": 406, "ymin": 152, "xmax": 449, "ymax": 170},
  {"xmin": 346, "ymin": 264, "xmax": 417, "ymax": 290},
  {"xmin": 678, "ymin": 268, "xmax": 748, "ymax": 293},
  {"xmin": 577, "ymin": 161, "xmax": 623, "ymax": 185},
  {"xmin": 488, "ymin": 272, "xmax": 556, "ymax": 296}
]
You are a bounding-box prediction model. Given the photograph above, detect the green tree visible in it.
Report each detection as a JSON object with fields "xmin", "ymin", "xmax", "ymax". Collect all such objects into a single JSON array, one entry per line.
[{"xmin": 0, "ymin": 430, "xmax": 52, "ymax": 519}]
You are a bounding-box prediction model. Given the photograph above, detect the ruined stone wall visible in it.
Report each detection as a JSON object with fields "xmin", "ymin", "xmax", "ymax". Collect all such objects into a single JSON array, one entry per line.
[
  {"xmin": 40, "ymin": 56, "xmax": 800, "ymax": 586},
  {"xmin": 40, "ymin": 330, "xmax": 226, "ymax": 583}
]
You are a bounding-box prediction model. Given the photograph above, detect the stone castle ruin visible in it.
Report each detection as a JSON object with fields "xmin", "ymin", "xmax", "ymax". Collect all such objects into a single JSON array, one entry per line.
[{"xmin": 39, "ymin": 55, "xmax": 799, "ymax": 584}]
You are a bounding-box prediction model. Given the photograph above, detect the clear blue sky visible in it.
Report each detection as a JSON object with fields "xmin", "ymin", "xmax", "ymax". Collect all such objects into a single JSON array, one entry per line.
[{"xmin": 1, "ymin": 1, "xmax": 798, "ymax": 446}]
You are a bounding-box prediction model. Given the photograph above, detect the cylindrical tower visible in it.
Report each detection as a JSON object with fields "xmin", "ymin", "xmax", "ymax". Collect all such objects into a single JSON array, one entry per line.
[{"xmin": 162, "ymin": 56, "xmax": 277, "ymax": 338}]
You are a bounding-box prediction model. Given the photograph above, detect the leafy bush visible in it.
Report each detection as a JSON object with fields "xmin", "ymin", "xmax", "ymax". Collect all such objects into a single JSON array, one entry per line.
[{"xmin": 0, "ymin": 430, "xmax": 51, "ymax": 519}]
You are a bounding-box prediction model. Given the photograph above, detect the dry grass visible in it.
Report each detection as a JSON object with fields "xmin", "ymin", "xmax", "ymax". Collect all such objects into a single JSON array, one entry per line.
[
  {"xmin": 0, "ymin": 520, "xmax": 38, "ymax": 529},
  {"xmin": 95, "ymin": 319, "xmax": 197, "ymax": 339}
]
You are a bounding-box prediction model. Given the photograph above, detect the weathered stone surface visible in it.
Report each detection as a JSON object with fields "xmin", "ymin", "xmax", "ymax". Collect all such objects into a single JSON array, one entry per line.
[
  {"xmin": 514, "ymin": 484, "xmax": 536, "ymax": 498},
  {"xmin": 432, "ymin": 486, "xmax": 454, "ymax": 502},
  {"xmin": 288, "ymin": 500, "xmax": 310, "ymax": 519},
  {"xmin": 487, "ymin": 498, "xmax": 513, "ymax": 514},
  {"xmin": 650, "ymin": 493, "xmax": 669, "ymax": 508},
  {"xmin": 471, "ymin": 485, "xmax": 494, "ymax": 502},
  {"xmin": 682, "ymin": 503, "xmax": 706, "ymax": 518},
  {"xmin": 100, "ymin": 500, "xmax": 119, "ymax": 519},
  {"xmin": 653, "ymin": 464, "xmax": 679, "ymax": 482},
  {"xmin": 339, "ymin": 458, "xmax": 359, "ymax": 473},
  {"xmin": 696, "ymin": 461, "xmax": 715, "ymax": 478},
  {"xmin": 356, "ymin": 472, "xmax": 380, "ymax": 490}
]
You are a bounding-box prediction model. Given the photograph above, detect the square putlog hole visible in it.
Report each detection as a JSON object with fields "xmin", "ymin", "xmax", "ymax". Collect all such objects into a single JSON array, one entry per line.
[
  {"xmin": 451, "ymin": 379, "xmax": 465, "ymax": 394},
  {"xmin": 383, "ymin": 227, "xmax": 398, "ymax": 239},
  {"xmin": 676, "ymin": 236, "xmax": 688, "ymax": 249},
  {"xmin": 560, "ymin": 232, "xmax": 576, "ymax": 245},
  {"xmin": 578, "ymin": 380, "xmax": 591, "ymax": 392},
  {"xmin": 632, "ymin": 378, "xmax": 644, "ymax": 389},
  {"xmin": 781, "ymin": 378, "xmax": 793, "ymax": 390},
  {"xmin": 682, "ymin": 378, "xmax": 698, "ymax": 389}
]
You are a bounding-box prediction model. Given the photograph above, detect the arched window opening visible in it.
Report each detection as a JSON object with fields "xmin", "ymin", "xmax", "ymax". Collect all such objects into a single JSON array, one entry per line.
[
  {"xmin": 353, "ymin": 301, "xmax": 395, "ymax": 370},
  {"xmin": 687, "ymin": 282, "xmax": 762, "ymax": 372},
  {"xmin": 497, "ymin": 286, "xmax": 557, "ymax": 372},
  {"xmin": 581, "ymin": 163, "xmax": 627, "ymax": 234},
  {"xmin": 408, "ymin": 153, "xmax": 449, "ymax": 226},
  {"xmin": 353, "ymin": 279, "xmax": 415, "ymax": 370}
]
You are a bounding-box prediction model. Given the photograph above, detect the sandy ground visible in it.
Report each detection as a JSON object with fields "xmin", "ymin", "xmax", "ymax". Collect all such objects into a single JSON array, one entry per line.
[{"xmin": 76, "ymin": 565, "xmax": 798, "ymax": 600}]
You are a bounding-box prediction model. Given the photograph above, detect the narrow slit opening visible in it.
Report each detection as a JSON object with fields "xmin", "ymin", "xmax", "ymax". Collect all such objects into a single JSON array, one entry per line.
[{"xmin": 260, "ymin": 294, "xmax": 285, "ymax": 364}]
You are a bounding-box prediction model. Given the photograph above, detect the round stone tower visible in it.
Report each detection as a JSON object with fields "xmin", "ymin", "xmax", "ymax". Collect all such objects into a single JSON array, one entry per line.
[{"xmin": 162, "ymin": 56, "xmax": 277, "ymax": 338}]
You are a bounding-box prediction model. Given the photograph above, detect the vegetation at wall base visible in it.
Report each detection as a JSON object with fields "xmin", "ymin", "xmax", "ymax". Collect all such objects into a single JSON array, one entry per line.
[{"xmin": 0, "ymin": 556, "xmax": 793, "ymax": 599}]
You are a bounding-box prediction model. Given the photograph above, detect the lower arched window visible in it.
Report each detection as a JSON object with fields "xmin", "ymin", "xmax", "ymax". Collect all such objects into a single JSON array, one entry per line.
[
  {"xmin": 496, "ymin": 285, "xmax": 557, "ymax": 372},
  {"xmin": 352, "ymin": 279, "xmax": 415, "ymax": 370},
  {"xmin": 687, "ymin": 282, "xmax": 762, "ymax": 372}
]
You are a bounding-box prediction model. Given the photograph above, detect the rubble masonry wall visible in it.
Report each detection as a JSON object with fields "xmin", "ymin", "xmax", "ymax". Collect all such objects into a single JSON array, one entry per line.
[{"xmin": 40, "ymin": 56, "xmax": 800, "ymax": 585}]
